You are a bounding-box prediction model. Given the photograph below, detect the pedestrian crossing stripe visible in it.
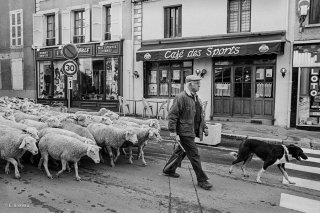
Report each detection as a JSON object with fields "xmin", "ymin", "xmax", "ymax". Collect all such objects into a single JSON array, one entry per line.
[
  {"xmin": 280, "ymin": 193, "xmax": 320, "ymax": 213},
  {"xmin": 305, "ymin": 156, "xmax": 320, "ymax": 164},
  {"xmin": 283, "ymin": 177, "xmax": 320, "ymax": 191},
  {"xmin": 302, "ymin": 148, "xmax": 320, "ymax": 155},
  {"xmin": 286, "ymin": 163, "xmax": 320, "ymax": 174}
]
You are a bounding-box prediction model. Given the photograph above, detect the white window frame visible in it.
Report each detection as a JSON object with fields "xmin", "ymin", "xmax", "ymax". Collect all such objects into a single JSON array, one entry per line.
[
  {"xmin": 67, "ymin": 4, "xmax": 90, "ymax": 43},
  {"xmin": 10, "ymin": 9, "xmax": 23, "ymax": 47}
]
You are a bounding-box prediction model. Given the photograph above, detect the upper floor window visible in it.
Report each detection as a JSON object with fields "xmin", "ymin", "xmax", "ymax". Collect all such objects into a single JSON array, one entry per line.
[
  {"xmin": 10, "ymin": 9, "xmax": 23, "ymax": 47},
  {"xmin": 164, "ymin": 6, "xmax": 182, "ymax": 38},
  {"xmin": 228, "ymin": 0, "xmax": 251, "ymax": 33},
  {"xmin": 309, "ymin": 0, "xmax": 320, "ymax": 24},
  {"xmin": 46, "ymin": 14, "xmax": 55, "ymax": 46},
  {"xmin": 105, "ymin": 6, "xmax": 111, "ymax": 40},
  {"xmin": 74, "ymin": 10, "xmax": 85, "ymax": 43}
]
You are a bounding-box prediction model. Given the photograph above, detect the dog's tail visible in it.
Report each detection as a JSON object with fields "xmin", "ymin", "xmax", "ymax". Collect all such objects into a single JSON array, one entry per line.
[{"xmin": 229, "ymin": 151, "xmax": 238, "ymax": 159}]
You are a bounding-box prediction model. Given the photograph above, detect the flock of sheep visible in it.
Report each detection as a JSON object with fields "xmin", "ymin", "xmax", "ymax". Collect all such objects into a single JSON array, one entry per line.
[{"xmin": 0, "ymin": 96, "xmax": 162, "ymax": 181}]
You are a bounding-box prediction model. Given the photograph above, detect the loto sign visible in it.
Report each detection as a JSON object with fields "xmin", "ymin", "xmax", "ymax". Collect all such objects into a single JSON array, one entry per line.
[{"xmin": 310, "ymin": 68, "xmax": 319, "ymax": 96}]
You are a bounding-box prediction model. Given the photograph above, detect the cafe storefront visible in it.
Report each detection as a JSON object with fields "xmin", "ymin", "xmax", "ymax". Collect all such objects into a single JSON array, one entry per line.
[
  {"xmin": 35, "ymin": 41, "xmax": 123, "ymax": 111},
  {"xmin": 137, "ymin": 32, "xmax": 286, "ymax": 122}
]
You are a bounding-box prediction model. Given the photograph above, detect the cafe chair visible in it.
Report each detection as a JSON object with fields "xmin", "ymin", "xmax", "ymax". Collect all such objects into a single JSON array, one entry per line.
[
  {"xmin": 142, "ymin": 98, "xmax": 153, "ymax": 118},
  {"xmin": 157, "ymin": 99, "xmax": 170, "ymax": 120},
  {"xmin": 118, "ymin": 96, "xmax": 130, "ymax": 116}
]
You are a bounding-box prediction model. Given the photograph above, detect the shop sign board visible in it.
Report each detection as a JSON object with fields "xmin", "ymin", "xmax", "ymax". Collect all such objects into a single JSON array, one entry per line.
[
  {"xmin": 62, "ymin": 43, "xmax": 79, "ymax": 60},
  {"xmin": 96, "ymin": 43, "xmax": 120, "ymax": 56},
  {"xmin": 62, "ymin": 60, "xmax": 78, "ymax": 76},
  {"xmin": 310, "ymin": 68, "xmax": 319, "ymax": 97},
  {"xmin": 67, "ymin": 76, "xmax": 73, "ymax": 89},
  {"xmin": 36, "ymin": 49, "xmax": 53, "ymax": 60}
]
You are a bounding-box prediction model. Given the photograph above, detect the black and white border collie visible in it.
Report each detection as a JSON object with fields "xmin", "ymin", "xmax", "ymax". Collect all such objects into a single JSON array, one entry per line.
[{"xmin": 229, "ymin": 139, "xmax": 308, "ymax": 184}]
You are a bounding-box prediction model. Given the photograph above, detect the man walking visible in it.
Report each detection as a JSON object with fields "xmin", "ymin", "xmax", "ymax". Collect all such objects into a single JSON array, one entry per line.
[{"xmin": 163, "ymin": 74, "xmax": 213, "ymax": 190}]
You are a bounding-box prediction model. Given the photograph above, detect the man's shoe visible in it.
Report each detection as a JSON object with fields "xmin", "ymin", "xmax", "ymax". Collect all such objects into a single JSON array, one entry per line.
[
  {"xmin": 198, "ymin": 181, "xmax": 213, "ymax": 190},
  {"xmin": 163, "ymin": 172, "xmax": 180, "ymax": 178}
]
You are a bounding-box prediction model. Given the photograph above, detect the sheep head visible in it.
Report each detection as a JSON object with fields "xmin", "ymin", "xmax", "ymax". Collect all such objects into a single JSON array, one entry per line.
[
  {"xmin": 148, "ymin": 128, "xmax": 162, "ymax": 143},
  {"xmin": 86, "ymin": 145, "xmax": 101, "ymax": 164},
  {"xmin": 125, "ymin": 130, "xmax": 138, "ymax": 144},
  {"xmin": 46, "ymin": 117, "xmax": 62, "ymax": 128},
  {"xmin": 19, "ymin": 136, "xmax": 38, "ymax": 155},
  {"xmin": 25, "ymin": 127, "xmax": 39, "ymax": 140}
]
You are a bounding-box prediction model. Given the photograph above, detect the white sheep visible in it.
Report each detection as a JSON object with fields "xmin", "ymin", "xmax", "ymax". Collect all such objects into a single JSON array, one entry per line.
[
  {"xmin": 39, "ymin": 128, "xmax": 96, "ymax": 145},
  {"xmin": 60, "ymin": 120, "xmax": 96, "ymax": 142},
  {"xmin": 20, "ymin": 117, "xmax": 62, "ymax": 130},
  {"xmin": 0, "ymin": 128, "xmax": 38, "ymax": 178},
  {"xmin": 14, "ymin": 111, "xmax": 42, "ymax": 122},
  {"xmin": 120, "ymin": 126, "xmax": 162, "ymax": 165},
  {"xmin": 75, "ymin": 107, "xmax": 108, "ymax": 116},
  {"xmin": 112, "ymin": 119, "xmax": 141, "ymax": 128},
  {"xmin": 87, "ymin": 123, "xmax": 138, "ymax": 167},
  {"xmin": 118, "ymin": 117, "xmax": 161, "ymax": 131},
  {"xmin": 74, "ymin": 114, "xmax": 112, "ymax": 127},
  {"xmin": 0, "ymin": 116, "xmax": 39, "ymax": 140},
  {"xmin": 38, "ymin": 133, "xmax": 101, "ymax": 181}
]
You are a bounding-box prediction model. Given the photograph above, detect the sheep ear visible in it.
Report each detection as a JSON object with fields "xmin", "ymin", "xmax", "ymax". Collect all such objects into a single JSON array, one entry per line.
[{"xmin": 19, "ymin": 138, "xmax": 27, "ymax": 149}]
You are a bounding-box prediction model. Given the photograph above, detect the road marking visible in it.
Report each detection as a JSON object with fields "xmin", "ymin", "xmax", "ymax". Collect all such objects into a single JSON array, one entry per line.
[
  {"xmin": 302, "ymin": 148, "xmax": 320, "ymax": 155},
  {"xmin": 305, "ymin": 156, "xmax": 320, "ymax": 164},
  {"xmin": 286, "ymin": 163, "xmax": 320, "ymax": 174},
  {"xmin": 280, "ymin": 193, "xmax": 320, "ymax": 213},
  {"xmin": 283, "ymin": 176, "xmax": 320, "ymax": 191}
]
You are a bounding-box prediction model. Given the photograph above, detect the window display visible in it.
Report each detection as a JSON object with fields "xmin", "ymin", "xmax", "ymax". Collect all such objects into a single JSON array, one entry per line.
[{"xmin": 105, "ymin": 57, "xmax": 119, "ymax": 100}]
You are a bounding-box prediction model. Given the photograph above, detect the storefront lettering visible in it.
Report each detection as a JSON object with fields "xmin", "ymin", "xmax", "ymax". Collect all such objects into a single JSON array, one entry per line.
[
  {"xmin": 187, "ymin": 49, "xmax": 202, "ymax": 57},
  {"xmin": 310, "ymin": 68, "xmax": 319, "ymax": 97},
  {"xmin": 78, "ymin": 47, "xmax": 90, "ymax": 54},
  {"xmin": 38, "ymin": 51, "xmax": 50, "ymax": 58},
  {"xmin": 206, "ymin": 46, "xmax": 240, "ymax": 57},
  {"xmin": 164, "ymin": 50, "xmax": 184, "ymax": 59}
]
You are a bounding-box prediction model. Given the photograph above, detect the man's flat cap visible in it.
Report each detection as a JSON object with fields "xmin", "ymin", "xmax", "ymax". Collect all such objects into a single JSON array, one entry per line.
[{"xmin": 185, "ymin": 75, "xmax": 202, "ymax": 82}]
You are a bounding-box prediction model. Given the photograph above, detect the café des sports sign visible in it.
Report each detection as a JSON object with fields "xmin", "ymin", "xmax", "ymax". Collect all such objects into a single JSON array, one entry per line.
[{"xmin": 136, "ymin": 42, "xmax": 283, "ymax": 61}]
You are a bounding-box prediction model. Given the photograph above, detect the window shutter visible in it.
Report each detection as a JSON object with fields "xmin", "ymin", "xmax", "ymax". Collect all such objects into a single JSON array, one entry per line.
[
  {"xmin": 84, "ymin": 6, "xmax": 91, "ymax": 42},
  {"xmin": 110, "ymin": 2, "xmax": 122, "ymax": 40},
  {"xmin": 177, "ymin": 7, "xmax": 182, "ymax": 37},
  {"xmin": 91, "ymin": 5, "xmax": 103, "ymax": 41},
  {"xmin": 33, "ymin": 14, "xmax": 44, "ymax": 47},
  {"xmin": 55, "ymin": 11, "xmax": 59, "ymax": 45},
  {"xmin": 164, "ymin": 8, "xmax": 170, "ymax": 38},
  {"xmin": 61, "ymin": 10, "xmax": 71, "ymax": 44},
  {"xmin": 11, "ymin": 58, "xmax": 23, "ymax": 90}
]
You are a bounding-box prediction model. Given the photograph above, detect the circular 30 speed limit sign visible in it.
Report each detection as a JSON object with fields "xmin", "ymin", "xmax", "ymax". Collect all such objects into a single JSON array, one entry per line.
[{"xmin": 62, "ymin": 60, "xmax": 78, "ymax": 76}]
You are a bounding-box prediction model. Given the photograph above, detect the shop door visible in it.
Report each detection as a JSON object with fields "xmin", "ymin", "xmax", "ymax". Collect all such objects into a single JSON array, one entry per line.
[{"xmin": 233, "ymin": 66, "xmax": 252, "ymax": 116}]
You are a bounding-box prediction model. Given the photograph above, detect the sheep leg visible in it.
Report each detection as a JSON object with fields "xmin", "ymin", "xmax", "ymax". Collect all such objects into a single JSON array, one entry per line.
[
  {"xmin": 16, "ymin": 158, "xmax": 24, "ymax": 170},
  {"xmin": 122, "ymin": 148, "xmax": 128, "ymax": 157},
  {"xmin": 38, "ymin": 157, "xmax": 43, "ymax": 170},
  {"xmin": 128, "ymin": 146, "xmax": 133, "ymax": 164},
  {"xmin": 56, "ymin": 159, "xmax": 67, "ymax": 178},
  {"xmin": 42, "ymin": 153, "xmax": 53, "ymax": 179},
  {"xmin": 74, "ymin": 162, "xmax": 81, "ymax": 181},
  {"xmin": 105, "ymin": 146, "xmax": 115, "ymax": 167},
  {"xmin": 5, "ymin": 158, "xmax": 20, "ymax": 179},
  {"xmin": 139, "ymin": 146, "xmax": 147, "ymax": 166},
  {"xmin": 113, "ymin": 148, "xmax": 121, "ymax": 163},
  {"xmin": 99, "ymin": 150, "xmax": 105, "ymax": 164},
  {"xmin": 66, "ymin": 162, "xmax": 71, "ymax": 172},
  {"xmin": 5, "ymin": 161, "xmax": 10, "ymax": 174}
]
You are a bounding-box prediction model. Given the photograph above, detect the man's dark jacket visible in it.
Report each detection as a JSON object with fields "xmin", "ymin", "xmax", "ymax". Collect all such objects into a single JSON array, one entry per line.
[{"xmin": 168, "ymin": 89, "xmax": 208, "ymax": 140}]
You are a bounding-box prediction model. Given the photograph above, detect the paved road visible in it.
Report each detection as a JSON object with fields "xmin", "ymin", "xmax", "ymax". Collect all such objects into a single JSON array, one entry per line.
[{"xmin": 0, "ymin": 140, "xmax": 319, "ymax": 213}]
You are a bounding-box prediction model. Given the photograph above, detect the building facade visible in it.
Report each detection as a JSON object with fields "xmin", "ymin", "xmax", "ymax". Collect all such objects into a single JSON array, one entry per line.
[
  {"xmin": 0, "ymin": 0, "xmax": 36, "ymax": 99},
  {"xmin": 133, "ymin": 0, "xmax": 293, "ymax": 127},
  {"xmin": 33, "ymin": 0, "xmax": 133, "ymax": 111},
  {"xmin": 291, "ymin": 0, "xmax": 320, "ymax": 129}
]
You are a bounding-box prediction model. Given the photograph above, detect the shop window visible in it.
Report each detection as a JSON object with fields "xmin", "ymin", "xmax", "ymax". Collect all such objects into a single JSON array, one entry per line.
[
  {"xmin": 38, "ymin": 61, "xmax": 65, "ymax": 99},
  {"xmin": 298, "ymin": 68, "xmax": 320, "ymax": 125},
  {"xmin": 309, "ymin": 0, "xmax": 320, "ymax": 24},
  {"xmin": 234, "ymin": 66, "xmax": 251, "ymax": 98},
  {"xmin": 145, "ymin": 61, "xmax": 192, "ymax": 98},
  {"xmin": 255, "ymin": 66, "xmax": 273, "ymax": 98},
  {"xmin": 105, "ymin": 6, "xmax": 111, "ymax": 40},
  {"xmin": 214, "ymin": 67, "xmax": 231, "ymax": 97},
  {"xmin": 164, "ymin": 6, "xmax": 182, "ymax": 38},
  {"xmin": 46, "ymin": 14, "xmax": 56, "ymax": 46},
  {"xmin": 228, "ymin": 0, "xmax": 251, "ymax": 33},
  {"xmin": 74, "ymin": 10, "xmax": 85, "ymax": 43},
  {"xmin": 105, "ymin": 58, "xmax": 119, "ymax": 100},
  {"xmin": 10, "ymin": 9, "xmax": 23, "ymax": 47}
]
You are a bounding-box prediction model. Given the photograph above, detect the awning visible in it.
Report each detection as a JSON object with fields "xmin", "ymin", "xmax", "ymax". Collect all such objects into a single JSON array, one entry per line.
[{"xmin": 136, "ymin": 32, "xmax": 285, "ymax": 61}]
